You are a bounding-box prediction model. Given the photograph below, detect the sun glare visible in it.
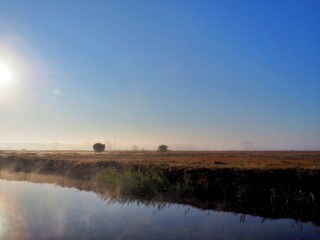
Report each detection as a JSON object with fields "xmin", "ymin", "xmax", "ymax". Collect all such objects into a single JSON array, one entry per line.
[{"xmin": 0, "ymin": 63, "xmax": 13, "ymax": 86}]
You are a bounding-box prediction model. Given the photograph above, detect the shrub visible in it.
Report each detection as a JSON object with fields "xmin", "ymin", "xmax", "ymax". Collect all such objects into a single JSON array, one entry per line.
[
  {"xmin": 93, "ymin": 143, "xmax": 105, "ymax": 153},
  {"xmin": 158, "ymin": 145, "xmax": 168, "ymax": 152}
]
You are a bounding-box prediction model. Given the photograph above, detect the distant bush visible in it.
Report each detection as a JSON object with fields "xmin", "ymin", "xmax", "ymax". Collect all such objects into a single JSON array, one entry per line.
[
  {"xmin": 158, "ymin": 145, "xmax": 168, "ymax": 152},
  {"xmin": 93, "ymin": 143, "xmax": 105, "ymax": 153}
]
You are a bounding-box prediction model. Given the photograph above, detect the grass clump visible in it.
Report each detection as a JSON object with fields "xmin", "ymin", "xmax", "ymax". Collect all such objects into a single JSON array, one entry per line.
[
  {"xmin": 95, "ymin": 167, "xmax": 211, "ymax": 198},
  {"xmin": 95, "ymin": 168, "xmax": 171, "ymax": 197}
]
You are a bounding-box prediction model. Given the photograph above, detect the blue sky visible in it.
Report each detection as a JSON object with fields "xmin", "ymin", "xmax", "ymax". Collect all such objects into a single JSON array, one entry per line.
[{"xmin": 0, "ymin": 1, "xmax": 319, "ymax": 150}]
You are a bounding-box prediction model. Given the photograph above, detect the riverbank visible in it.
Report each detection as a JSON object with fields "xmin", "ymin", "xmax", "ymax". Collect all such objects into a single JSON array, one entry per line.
[
  {"xmin": 1, "ymin": 151, "xmax": 319, "ymax": 188},
  {"xmin": 0, "ymin": 151, "xmax": 319, "ymax": 195}
]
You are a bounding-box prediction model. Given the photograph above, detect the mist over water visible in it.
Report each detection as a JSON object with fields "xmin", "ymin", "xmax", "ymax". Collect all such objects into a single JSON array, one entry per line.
[{"xmin": 0, "ymin": 177, "xmax": 319, "ymax": 240}]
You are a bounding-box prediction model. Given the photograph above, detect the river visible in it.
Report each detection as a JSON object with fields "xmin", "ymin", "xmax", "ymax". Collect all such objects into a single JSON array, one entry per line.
[{"xmin": 0, "ymin": 177, "xmax": 319, "ymax": 239}]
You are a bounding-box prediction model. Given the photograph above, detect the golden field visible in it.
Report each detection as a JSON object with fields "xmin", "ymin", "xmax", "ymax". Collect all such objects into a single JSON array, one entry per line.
[{"xmin": 1, "ymin": 150, "xmax": 319, "ymax": 170}]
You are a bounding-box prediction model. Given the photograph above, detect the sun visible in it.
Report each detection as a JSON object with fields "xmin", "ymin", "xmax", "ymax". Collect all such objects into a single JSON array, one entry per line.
[{"xmin": 0, "ymin": 63, "xmax": 13, "ymax": 86}]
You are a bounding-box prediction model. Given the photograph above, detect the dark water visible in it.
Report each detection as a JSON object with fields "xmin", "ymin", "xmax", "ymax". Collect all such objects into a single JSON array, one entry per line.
[{"xmin": 0, "ymin": 179, "xmax": 319, "ymax": 240}]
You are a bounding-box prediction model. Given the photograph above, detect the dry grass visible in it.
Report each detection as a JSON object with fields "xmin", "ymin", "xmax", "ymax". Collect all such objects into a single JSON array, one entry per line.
[{"xmin": 1, "ymin": 150, "xmax": 319, "ymax": 170}]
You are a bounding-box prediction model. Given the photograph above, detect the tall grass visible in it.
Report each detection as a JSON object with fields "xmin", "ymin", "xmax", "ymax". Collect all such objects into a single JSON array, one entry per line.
[{"xmin": 95, "ymin": 167, "xmax": 211, "ymax": 198}]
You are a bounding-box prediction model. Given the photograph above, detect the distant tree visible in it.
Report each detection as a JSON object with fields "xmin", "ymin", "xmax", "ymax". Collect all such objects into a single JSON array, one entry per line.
[
  {"xmin": 158, "ymin": 145, "xmax": 168, "ymax": 152},
  {"xmin": 93, "ymin": 143, "xmax": 105, "ymax": 153}
]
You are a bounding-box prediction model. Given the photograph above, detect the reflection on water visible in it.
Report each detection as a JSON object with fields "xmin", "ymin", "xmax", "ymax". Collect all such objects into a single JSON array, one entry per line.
[{"xmin": 0, "ymin": 178, "xmax": 319, "ymax": 240}]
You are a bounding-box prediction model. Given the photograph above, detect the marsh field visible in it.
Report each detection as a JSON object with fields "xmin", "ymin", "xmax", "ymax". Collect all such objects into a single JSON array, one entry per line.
[{"xmin": 1, "ymin": 150, "xmax": 320, "ymax": 169}]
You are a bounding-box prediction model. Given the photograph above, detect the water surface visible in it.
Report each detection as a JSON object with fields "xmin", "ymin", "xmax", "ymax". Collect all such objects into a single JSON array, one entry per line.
[{"xmin": 0, "ymin": 179, "xmax": 319, "ymax": 240}]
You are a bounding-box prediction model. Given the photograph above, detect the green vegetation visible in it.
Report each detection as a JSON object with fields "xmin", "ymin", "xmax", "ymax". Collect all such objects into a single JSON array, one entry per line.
[
  {"xmin": 95, "ymin": 167, "xmax": 210, "ymax": 198},
  {"xmin": 96, "ymin": 168, "xmax": 171, "ymax": 197}
]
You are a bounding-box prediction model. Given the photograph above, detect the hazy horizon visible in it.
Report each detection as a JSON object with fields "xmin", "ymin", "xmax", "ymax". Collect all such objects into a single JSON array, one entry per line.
[
  {"xmin": 0, "ymin": 141, "xmax": 319, "ymax": 151},
  {"xmin": 0, "ymin": 1, "xmax": 319, "ymax": 150}
]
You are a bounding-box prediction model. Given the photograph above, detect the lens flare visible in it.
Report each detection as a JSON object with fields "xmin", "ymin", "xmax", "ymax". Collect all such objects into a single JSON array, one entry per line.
[{"xmin": 0, "ymin": 63, "xmax": 12, "ymax": 86}]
